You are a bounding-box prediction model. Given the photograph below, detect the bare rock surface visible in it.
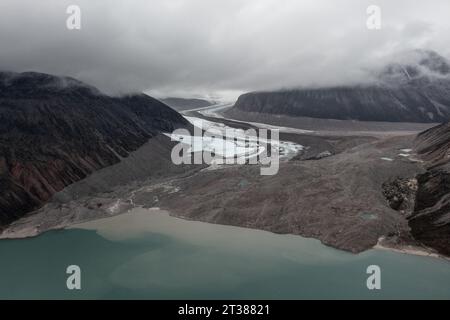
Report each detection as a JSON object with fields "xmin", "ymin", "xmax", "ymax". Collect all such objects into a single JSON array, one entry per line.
[
  {"xmin": 0, "ymin": 71, "xmax": 189, "ymax": 226},
  {"xmin": 231, "ymin": 50, "xmax": 450, "ymax": 123}
]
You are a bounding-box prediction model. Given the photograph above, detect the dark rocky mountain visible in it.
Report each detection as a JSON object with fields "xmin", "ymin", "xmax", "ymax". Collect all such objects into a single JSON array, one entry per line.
[
  {"xmin": 0, "ymin": 71, "xmax": 188, "ymax": 226},
  {"xmin": 232, "ymin": 50, "xmax": 450, "ymax": 123},
  {"xmin": 414, "ymin": 122, "xmax": 450, "ymax": 167},
  {"xmin": 408, "ymin": 122, "xmax": 450, "ymax": 255},
  {"xmin": 161, "ymin": 97, "xmax": 214, "ymax": 111}
]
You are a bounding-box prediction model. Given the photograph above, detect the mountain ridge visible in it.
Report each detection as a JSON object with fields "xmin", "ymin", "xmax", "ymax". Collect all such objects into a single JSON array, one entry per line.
[
  {"xmin": 161, "ymin": 97, "xmax": 214, "ymax": 111},
  {"xmin": 232, "ymin": 50, "xmax": 450, "ymax": 123},
  {"xmin": 0, "ymin": 71, "xmax": 189, "ymax": 226},
  {"xmin": 408, "ymin": 122, "xmax": 450, "ymax": 256}
]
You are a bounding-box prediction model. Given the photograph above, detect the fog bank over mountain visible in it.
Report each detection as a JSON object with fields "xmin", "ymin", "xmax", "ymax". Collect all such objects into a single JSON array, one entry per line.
[{"xmin": 0, "ymin": 0, "xmax": 449, "ymax": 97}]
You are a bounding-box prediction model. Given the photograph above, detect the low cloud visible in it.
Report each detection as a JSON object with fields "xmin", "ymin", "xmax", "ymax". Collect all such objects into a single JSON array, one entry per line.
[{"xmin": 0, "ymin": 0, "xmax": 449, "ymax": 100}]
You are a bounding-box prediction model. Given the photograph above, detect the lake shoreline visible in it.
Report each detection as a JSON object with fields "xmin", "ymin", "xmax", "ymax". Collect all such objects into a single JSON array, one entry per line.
[
  {"xmin": 374, "ymin": 242, "xmax": 449, "ymax": 262},
  {"xmin": 2, "ymin": 206, "xmax": 448, "ymax": 264}
]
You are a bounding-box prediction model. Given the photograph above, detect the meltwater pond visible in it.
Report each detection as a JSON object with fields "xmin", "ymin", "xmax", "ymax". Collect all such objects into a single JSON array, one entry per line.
[{"xmin": 0, "ymin": 208, "xmax": 449, "ymax": 299}]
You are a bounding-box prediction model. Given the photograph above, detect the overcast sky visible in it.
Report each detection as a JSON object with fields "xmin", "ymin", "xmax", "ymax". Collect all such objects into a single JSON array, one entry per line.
[{"xmin": 0, "ymin": 0, "xmax": 449, "ymax": 100}]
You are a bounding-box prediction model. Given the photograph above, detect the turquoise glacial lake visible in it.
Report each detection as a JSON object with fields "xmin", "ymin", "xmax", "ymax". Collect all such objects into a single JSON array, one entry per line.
[{"xmin": 0, "ymin": 208, "xmax": 449, "ymax": 299}]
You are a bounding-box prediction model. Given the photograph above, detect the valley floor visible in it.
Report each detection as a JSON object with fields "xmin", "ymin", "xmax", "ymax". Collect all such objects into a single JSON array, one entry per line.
[{"xmin": 0, "ymin": 104, "xmax": 443, "ymax": 258}]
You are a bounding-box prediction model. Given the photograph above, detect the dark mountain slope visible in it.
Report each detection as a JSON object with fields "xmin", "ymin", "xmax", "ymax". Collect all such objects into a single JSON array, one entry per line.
[
  {"xmin": 414, "ymin": 122, "xmax": 450, "ymax": 167},
  {"xmin": 0, "ymin": 71, "xmax": 188, "ymax": 225},
  {"xmin": 232, "ymin": 50, "xmax": 450, "ymax": 123},
  {"xmin": 409, "ymin": 122, "xmax": 450, "ymax": 255}
]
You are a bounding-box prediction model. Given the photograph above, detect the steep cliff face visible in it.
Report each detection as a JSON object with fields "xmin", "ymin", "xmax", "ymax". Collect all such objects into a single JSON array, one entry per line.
[
  {"xmin": 409, "ymin": 170, "xmax": 450, "ymax": 256},
  {"xmin": 232, "ymin": 50, "xmax": 450, "ymax": 123},
  {"xmin": 414, "ymin": 122, "xmax": 450, "ymax": 167},
  {"xmin": 408, "ymin": 123, "xmax": 450, "ymax": 256},
  {"xmin": 0, "ymin": 71, "xmax": 188, "ymax": 225}
]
